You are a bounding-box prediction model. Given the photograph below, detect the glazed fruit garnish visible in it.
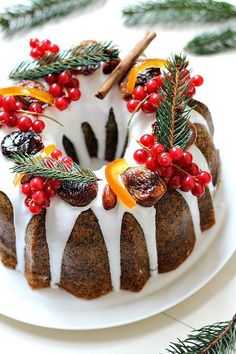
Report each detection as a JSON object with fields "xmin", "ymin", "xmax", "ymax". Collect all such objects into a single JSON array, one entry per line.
[
  {"xmin": 105, "ymin": 158, "xmax": 136, "ymax": 209},
  {"xmin": 0, "ymin": 86, "xmax": 54, "ymax": 105},
  {"xmin": 102, "ymin": 184, "xmax": 117, "ymax": 210}
]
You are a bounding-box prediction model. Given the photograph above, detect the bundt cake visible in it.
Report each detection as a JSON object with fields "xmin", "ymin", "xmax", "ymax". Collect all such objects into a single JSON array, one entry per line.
[{"xmin": 0, "ymin": 35, "xmax": 219, "ymax": 299}]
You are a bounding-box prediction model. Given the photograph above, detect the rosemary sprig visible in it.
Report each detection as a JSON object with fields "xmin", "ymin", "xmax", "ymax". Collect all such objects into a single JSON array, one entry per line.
[
  {"xmin": 9, "ymin": 42, "xmax": 119, "ymax": 80},
  {"xmin": 10, "ymin": 152, "xmax": 98, "ymax": 184},
  {"xmin": 156, "ymin": 54, "xmax": 193, "ymax": 151},
  {"xmin": 122, "ymin": 0, "xmax": 236, "ymax": 26},
  {"xmin": 0, "ymin": 0, "xmax": 99, "ymax": 35},
  {"xmin": 185, "ymin": 27, "xmax": 236, "ymax": 55},
  {"xmin": 163, "ymin": 314, "xmax": 236, "ymax": 353}
]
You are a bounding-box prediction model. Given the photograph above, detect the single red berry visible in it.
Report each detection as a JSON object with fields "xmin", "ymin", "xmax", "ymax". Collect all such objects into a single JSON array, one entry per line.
[
  {"xmin": 41, "ymin": 197, "xmax": 51, "ymax": 208},
  {"xmin": 61, "ymin": 156, "xmax": 74, "ymax": 168},
  {"xmin": 32, "ymin": 120, "xmax": 45, "ymax": 133},
  {"xmin": 188, "ymin": 85, "xmax": 196, "ymax": 97},
  {"xmin": 30, "ymin": 47, "xmax": 44, "ymax": 59},
  {"xmin": 24, "ymin": 197, "xmax": 31, "ymax": 207},
  {"xmin": 65, "ymin": 78, "xmax": 79, "ymax": 88},
  {"xmin": 21, "ymin": 183, "xmax": 31, "ymax": 195},
  {"xmin": 29, "ymin": 102, "xmax": 43, "ymax": 113},
  {"xmin": 55, "ymin": 96, "xmax": 69, "ymax": 111},
  {"xmin": 140, "ymin": 134, "xmax": 155, "ymax": 148},
  {"xmin": 198, "ymin": 171, "xmax": 211, "ymax": 186},
  {"xmin": 6, "ymin": 114, "xmax": 18, "ymax": 127},
  {"xmin": 51, "ymin": 149, "xmax": 63, "ymax": 160},
  {"xmin": 141, "ymin": 100, "xmax": 156, "ymax": 114},
  {"xmin": 49, "ymin": 83, "xmax": 63, "ymax": 97},
  {"xmin": 32, "ymin": 190, "xmax": 46, "ymax": 204},
  {"xmin": 133, "ymin": 149, "xmax": 148, "ymax": 164},
  {"xmin": 0, "ymin": 111, "xmax": 10, "ymax": 124},
  {"xmin": 181, "ymin": 175, "xmax": 196, "ymax": 191},
  {"xmin": 0, "ymin": 95, "xmax": 4, "ymax": 107},
  {"xmin": 127, "ymin": 99, "xmax": 140, "ymax": 113},
  {"xmin": 39, "ymin": 39, "xmax": 51, "ymax": 52},
  {"xmin": 58, "ymin": 71, "xmax": 72, "ymax": 85},
  {"xmin": 145, "ymin": 156, "xmax": 158, "ymax": 171},
  {"xmin": 169, "ymin": 146, "xmax": 183, "ymax": 161},
  {"xmin": 158, "ymin": 152, "xmax": 172, "ymax": 167},
  {"xmin": 151, "ymin": 142, "xmax": 166, "ymax": 157},
  {"xmin": 169, "ymin": 175, "xmax": 181, "ymax": 189},
  {"xmin": 44, "ymin": 73, "xmax": 57, "ymax": 84},
  {"xmin": 187, "ymin": 163, "xmax": 200, "ymax": 176},
  {"xmin": 29, "ymin": 38, "xmax": 39, "ymax": 48},
  {"xmin": 29, "ymin": 201, "xmax": 42, "ymax": 215},
  {"xmin": 15, "ymin": 101, "xmax": 25, "ymax": 110},
  {"xmin": 30, "ymin": 177, "xmax": 44, "ymax": 191},
  {"xmin": 181, "ymin": 69, "xmax": 190, "ymax": 80},
  {"xmin": 67, "ymin": 88, "xmax": 81, "ymax": 101},
  {"xmin": 17, "ymin": 116, "xmax": 32, "ymax": 131},
  {"xmin": 44, "ymin": 185, "xmax": 57, "ymax": 198},
  {"xmin": 48, "ymin": 179, "xmax": 62, "ymax": 189},
  {"xmin": 133, "ymin": 86, "xmax": 147, "ymax": 101},
  {"xmin": 191, "ymin": 75, "xmax": 204, "ymax": 87},
  {"xmin": 156, "ymin": 75, "xmax": 164, "ymax": 88},
  {"xmin": 148, "ymin": 93, "xmax": 162, "ymax": 108},
  {"xmin": 146, "ymin": 79, "xmax": 160, "ymax": 94},
  {"xmin": 49, "ymin": 43, "xmax": 60, "ymax": 53},
  {"xmin": 192, "ymin": 183, "xmax": 205, "ymax": 197},
  {"xmin": 179, "ymin": 151, "xmax": 193, "ymax": 167},
  {"xmin": 2, "ymin": 96, "xmax": 17, "ymax": 111},
  {"xmin": 160, "ymin": 166, "xmax": 174, "ymax": 178}
]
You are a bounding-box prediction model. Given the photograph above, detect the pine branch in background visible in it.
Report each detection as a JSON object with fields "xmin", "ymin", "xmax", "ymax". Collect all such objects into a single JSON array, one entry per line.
[
  {"xmin": 9, "ymin": 42, "xmax": 119, "ymax": 80},
  {"xmin": 185, "ymin": 27, "xmax": 236, "ymax": 55},
  {"xmin": 0, "ymin": 0, "xmax": 100, "ymax": 35},
  {"xmin": 156, "ymin": 54, "xmax": 192, "ymax": 151},
  {"xmin": 10, "ymin": 153, "xmax": 98, "ymax": 183},
  {"xmin": 122, "ymin": 0, "xmax": 236, "ymax": 26},
  {"xmin": 163, "ymin": 314, "xmax": 236, "ymax": 354}
]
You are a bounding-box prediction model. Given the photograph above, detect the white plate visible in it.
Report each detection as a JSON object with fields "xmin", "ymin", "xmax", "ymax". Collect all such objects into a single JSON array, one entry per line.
[{"xmin": 0, "ymin": 158, "xmax": 235, "ymax": 329}]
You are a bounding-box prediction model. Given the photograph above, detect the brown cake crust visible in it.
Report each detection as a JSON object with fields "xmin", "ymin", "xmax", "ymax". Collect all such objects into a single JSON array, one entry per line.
[
  {"xmin": 120, "ymin": 212, "xmax": 150, "ymax": 292},
  {"xmin": 198, "ymin": 187, "xmax": 215, "ymax": 231},
  {"xmin": 0, "ymin": 191, "xmax": 16, "ymax": 269},
  {"xmin": 155, "ymin": 189, "xmax": 196, "ymax": 273},
  {"xmin": 60, "ymin": 209, "xmax": 112, "ymax": 299},
  {"xmin": 25, "ymin": 210, "xmax": 51, "ymax": 289}
]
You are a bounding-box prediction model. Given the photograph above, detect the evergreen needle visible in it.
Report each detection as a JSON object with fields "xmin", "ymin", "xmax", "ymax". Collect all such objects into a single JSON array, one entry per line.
[
  {"xmin": 122, "ymin": 0, "xmax": 236, "ymax": 26},
  {"xmin": 0, "ymin": 0, "xmax": 100, "ymax": 35},
  {"xmin": 185, "ymin": 27, "xmax": 236, "ymax": 55}
]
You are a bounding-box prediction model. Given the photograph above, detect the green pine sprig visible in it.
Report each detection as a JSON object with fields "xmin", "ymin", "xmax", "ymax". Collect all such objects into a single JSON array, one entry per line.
[
  {"xmin": 156, "ymin": 54, "xmax": 193, "ymax": 151},
  {"xmin": 185, "ymin": 27, "xmax": 236, "ymax": 55},
  {"xmin": 10, "ymin": 152, "xmax": 98, "ymax": 184},
  {"xmin": 163, "ymin": 314, "xmax": 236, "ymax": 354},
  {"xmin": 0, "ymin": 0, "xmax": 99, "ymax": 35},
  {"xmin": 9, "ymin": 41, "xmax": 119, "ymax": 80},
  {"xmin": 122, "ymin": 0, "xmax": 236, "ymax": 26}
]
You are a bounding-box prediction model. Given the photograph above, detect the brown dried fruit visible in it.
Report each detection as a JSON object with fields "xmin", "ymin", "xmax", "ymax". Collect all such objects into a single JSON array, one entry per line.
[
  {"xmin": 17, "ymin": 80, "xmax": 47, "ymax": 107},
  {"xmin": 103, "ymin": 60, "xmax": 121, "ymax": 75},
  {"xmin": 102, "ymin": 184, "xmax": 117, "ymax": 210},
  {"xmin": 58, "ymin": 181, "xmax": 98, "ymax": 207},
  {"xmin": 121, "ymin": 167, "xmax": 167, "ymax": 207}
]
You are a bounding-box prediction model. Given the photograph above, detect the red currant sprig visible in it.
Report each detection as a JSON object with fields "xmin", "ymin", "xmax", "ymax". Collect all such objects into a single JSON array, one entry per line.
[
  {"xmin": 29, "ymin": 38, "xmax": 60, "ymax": 60},
  {"xmin": 133, "ymin": 133, "xmax": 211, "ymax": 197}
]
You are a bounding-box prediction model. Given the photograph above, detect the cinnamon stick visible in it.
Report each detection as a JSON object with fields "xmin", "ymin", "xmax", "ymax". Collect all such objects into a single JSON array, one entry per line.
[{"xmin": 95, "ymin": 31, "xmax": 157, "ymax": 99}]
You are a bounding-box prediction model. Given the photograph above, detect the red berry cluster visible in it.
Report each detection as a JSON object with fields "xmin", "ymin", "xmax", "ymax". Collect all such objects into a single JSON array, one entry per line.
[
  {"xmin": 126, "ymin": 72, "xmax": 204, "ymax": 115},
  {"xmin": 21, "ymin": 148, "xmax": 74, "ymax": 215},
  {"xmin": 0, "ymin": 95, "xmax": 45, "ymax": 133},
  {"xmin": 133, "ymin": 134, "xmax": 211, "ymax": 197},
  {"xmin": 45, "ymin": 71, "xmax": 81, "ymax": 111},
  {"xmin": 29, "ymin": 38, "xmax": 60, "ymax": 60}
]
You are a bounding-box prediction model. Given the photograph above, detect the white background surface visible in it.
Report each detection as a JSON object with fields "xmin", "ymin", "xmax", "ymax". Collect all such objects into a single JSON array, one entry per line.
[{"xmin": 0, "ymin": 0, "xmax": 235, "ymax": 352}]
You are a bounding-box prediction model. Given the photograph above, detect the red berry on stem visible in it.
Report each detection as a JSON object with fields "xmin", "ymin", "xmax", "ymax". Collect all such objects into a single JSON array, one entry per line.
[
  {"xmin": 48, "ymin": 179, "xmax": 62, "ymax": 189},
  {"xmin": 141, "ymin": 100, "xmax": 156, "ymax": 114},
  {"xmin": 15, "ymin": 101, "xmax": 24, "ymax": 110},
  {"xmin": 30, "ymin": 177, "xmax": 44, "ymax": 191},
  {"xmin": 55, "ymin": 96, "xmax": 69, "ymax": 111},
  {"xmin": 61, "ymin": 156, "xmax": 73, "ymax": 168},
  {"xmin": 127, "ymin": 99, "xmax": 140, "ymax": 113},
  {"xmin": 169, "ymin": 175, "xmax": 181, "ymax": 189},
  {"xmin": 191, "ymin": 75, "xmax": 204, "ymax": 87},
  {"xmin": 169, "ymin": 146, "xmax": 183, "ymax": 161},
  {"xmin": 2, "ymin": 96, "xmax": 17, "ymax": 111},
  {"xmin": 156, "ymin": 75, "xmax": 164, "ymax": 88},
  {"xmin": 44, "ymin": 185, "xmax": 57, "ymax": 198},
  {"xmin": 6, "ymin": 114, "xmax": 18, "ymax": 127},
  {"xmin": 133, "ymin": 149, "xmax": 148, "ymax": 164},
  {"xmin": 140, "ymin": 134, "xmax": 155, "ymax": 148},
  {"xmin": 192, "ymin": 183, "xmax": 205, "ymax": 197},
  {"xmin": 158, "ymin": 152, "xmax": 172, "ymax": 167},
  {"xmin": 41, "ymin": 197, "xmax": 51, "ymax": 208},
  {"xmin": 65, "ymin": 78, "xmax": 79, "ymax": 88},
  {"xmin": 181, "ymin": 69, "xmax": 190, "ymax": 80},
  {"xmin": 181, "ymin": 175, "xmax": 196, "ymax": 191},
  {"xmin": 29, "ymin": 201, "xmax": 42, "ymax": 215},
  {"xmin": 58, "ymin": 71, "xmax": 72, "ymax": 85},
  {"xmin": 187, "ymin": 163, "xmax": 200, "ymax": 176},
  {"xmin": 151, "ymin": 142, "xmax": 165, "ymax": 157},
  {"xmin": 49, "ymin": 43, "xmax": 60, "ymax": 53},
  {"xmin": 32, "ymin": 190, "xmax": 46, "ymax": 204},
  {"xmin": 0, "ymin": 111, "xmax": 10, "ymax": 124},
  {"xmin": 160, "ymin": 166, "xmax": 174, "ymax": 178},
  {"xmin": 29, "ymin": 102, "xmax": 43, "ymax": 113},
  {"xmin": 146, "ymin": 79, "xmax": 159, "ymax": 94},
  {"xmin": 188, "ymin": 85, "xmax": 196, "ymax": 97},
  {"xmin": 17, "ymin": 116, "xmax": 32, "ymax": 131},
  {"xmin": 133, "ymin": 86, "xmax": 147, "ymax": 100},
  {"xmin": 29, "ymin": 38, "xmax": 39, "ymax": 48},
  {"xmin": 45, "ymin": 73, "xmax": 57, "ymax": 84},
  {"xmin": 145, "ymin": 156, "xmax": 158, "ymax": 171},
  {"xmin": 24, "ymin": 197, "xmax": 31, "ymax": 207},
  {"xmin": 148, "ymin": 93, "xmax": 162, "ymax": 108},
  {"xmin": 30, "ymin": 47, "xmax": 44, "ymax": 59},
  {"xmin": 51, "ymin": 149, "xmax": 62, "ymax": 160},
  {"xmin": 67, "ymin": 88, "xmax": 81, "ymax": 101},
  {"xmin": 32, "ymin": 120, "xmax": 45, "ymax": 133},
  {"xmin": 198, "ymin": 171, "xmax": 211, "ymax": 186},
  {"xmin": 49, "ymin": 83, "xmax": 63, "ymax": 97},
  {"xmin": 40, "ymin": 39, "xmax": 51, "ymax": 52},
  {"xmin": 179, "ymin": 151, "xmax": 193, "ymax": 167},
  {"xmin": 21, "ymin": 183, "xmax": 31, "ymax": 195}
]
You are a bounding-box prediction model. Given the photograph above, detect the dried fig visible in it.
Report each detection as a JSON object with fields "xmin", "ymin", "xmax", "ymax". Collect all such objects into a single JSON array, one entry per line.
[
  {"xmin": 58, "ymin": 181, "xmax": 98, "ymax": 207},
  {"xmin": 102, "ymin": 184, "xmax": 117, "ymax": 210},
  {"xmin": 121, "ymin": 166, "xmax": 167, "ymax": 207}
]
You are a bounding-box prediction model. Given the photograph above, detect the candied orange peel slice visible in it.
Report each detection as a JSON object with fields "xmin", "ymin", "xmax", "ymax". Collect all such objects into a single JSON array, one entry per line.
[
  {"xmin": 105, "ymin": 158, "xmax": 136, "ymax": 209},
  {"xmin": 0, "ymin": 86, "xmax": 54, "ymax": 105},
  {"xmin": 13, "ymin": 144, "xmax": 57, "ymax": 186},
  {"xmin": 126, "ymin": 58, "xmax": 167, "ymax": 94}
]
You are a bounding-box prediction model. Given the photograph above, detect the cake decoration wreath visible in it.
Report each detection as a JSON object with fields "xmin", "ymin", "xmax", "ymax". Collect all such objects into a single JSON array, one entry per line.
[{"xmin": 0, "ymin": 33, "xmax": 212, "ymax": 215}]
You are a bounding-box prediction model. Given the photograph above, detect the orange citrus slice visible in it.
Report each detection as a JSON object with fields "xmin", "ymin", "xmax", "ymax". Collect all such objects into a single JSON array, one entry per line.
[{"xmin": 0, "ymin": 86, "xmax": 54, "ymax": 105}]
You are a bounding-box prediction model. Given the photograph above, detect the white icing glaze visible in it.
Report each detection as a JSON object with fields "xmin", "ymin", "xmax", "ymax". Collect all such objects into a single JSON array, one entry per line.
[{"xmin": 0, "ymin": 66, "xmax": 216, "ymax": 292}]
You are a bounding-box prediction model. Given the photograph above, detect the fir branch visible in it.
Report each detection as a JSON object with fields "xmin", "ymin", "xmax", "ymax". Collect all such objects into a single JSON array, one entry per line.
[
  {"xmin": 0, "ymin": 0, "xmax": 100, "ymax": 35},
  {"xmin": 9, "ymin": 42, "xmax": 119, "ymax": 80},
  {"xmin": 156, "ymin": 54, "xmax": 192, "ymax": 151},
  {"xmin": 185, "ymin": 27, "xmax": 236, "ymax": 55},
  {"xmin": 10, "ymin": 152, "xmax": 98, "ymax": 184},
  {"xmin": 163, "ymin": 314, "xmax": 236, "ymax": 353},
  {"xmin": 122, "ymin": 0, "xmax": 236, "ymax": 26}
]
